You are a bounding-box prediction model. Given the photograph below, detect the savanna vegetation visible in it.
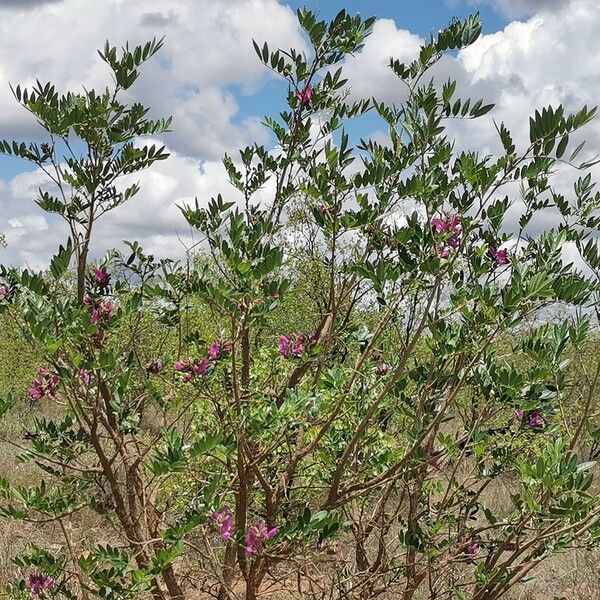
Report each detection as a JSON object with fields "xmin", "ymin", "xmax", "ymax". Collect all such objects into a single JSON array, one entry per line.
[{"xmin": 1, "ymin": 9, "xmax": 600, "ymax": 600}]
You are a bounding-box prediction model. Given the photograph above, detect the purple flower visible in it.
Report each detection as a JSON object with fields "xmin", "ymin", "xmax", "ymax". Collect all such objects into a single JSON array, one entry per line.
[
  {"xmin": 211, "ymin": 507, "xmax": 234, "ymax": 541},
  {"xmin": 466, "ymin": 540, "xmax": 479, "ymax": 556},
  {"xmin": 86, "ymin": 297, "xmax": 114, "ymax": 325},
  {"xmin": 26, "ymin": 573, "xmax": 55, "ymax": 596},
  {"xmin": 28, "ymin": 368, "xmax": 60, "ymax": 401},
  {"xmin": 79, "ymin": 369, "xmax": 91, "ymax": 387},
  {"xmin": 174, "ymin": 358, "xmax": 210, "ymax": 382},
  {"xmin": 528, "ymin": 410, "xmax": 543, "ymax": 428},
  {"xmin": 432, "ymin": 214, "xmax": 463, "ymax": 258},
  {"xmin": 291, "ymin": 339, "xmax": 305, "ymax": 357},
  {"xmin": 146, "ymin": 358, "xmax": 165, "ymax": 375},
  {"xmin": 245, "ymin": 521, "xmax": 278, "ymax": 554},
  {"xmin": 208, "ymin": 339, "xmax": 232, "ymax": 361},
  {"xmin": 514, "ymin": 408, "xmax": 524, "ymax": 421},
  {"xmin": 93, "ymin": 266, "xmax": 111, "ymax": 287},
  {"xmin": 279, "ymin": 335, "xmax": 293, "ymax": 358},
  {"xmin": 195, "ymin": 359, "xmax": 210, "ymax": 377},
  {"xmin": 279, "ymin": 333, "xmax": 308, "ymax": 358},
  {"xmin": 296, "ymin": 85, "xmax": 314, "ymax": 107},
  {"xmin": 373, "ymin": 363, "xmax": 390, "ymax": 376},
  {"xmin": 489, "ymin": 246, "xmax": 510, "ymax": 266}
]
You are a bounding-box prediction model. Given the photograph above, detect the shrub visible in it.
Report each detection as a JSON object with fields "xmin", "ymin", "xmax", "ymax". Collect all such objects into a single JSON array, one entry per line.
[{"xmin": 1, "ymin": 9, "xmax": 600, "ymax": 600}]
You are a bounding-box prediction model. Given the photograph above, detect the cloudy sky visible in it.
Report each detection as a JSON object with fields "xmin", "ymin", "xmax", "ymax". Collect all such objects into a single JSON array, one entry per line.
[{"xmin": 0, "ymin": 0, "xmax": 598, "ymax": 269}]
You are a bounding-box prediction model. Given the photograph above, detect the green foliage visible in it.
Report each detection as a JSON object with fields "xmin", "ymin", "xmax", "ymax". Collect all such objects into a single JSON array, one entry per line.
[{"xmin": 0, "ymin": 9, "xmax": 600, "ymax": 600}]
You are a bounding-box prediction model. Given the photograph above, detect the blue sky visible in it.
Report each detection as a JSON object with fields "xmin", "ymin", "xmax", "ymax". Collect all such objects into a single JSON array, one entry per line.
[
  {"xmin": 226, "ymin": 1, "xmax": 509, "ymax": 165},
  {"xmin": 0, "ymin": 0, "xmax": 596, "ymax": 268},
  {"xmin": 286, "ymin": 0, "xmax": 507, "ymax": 35}
]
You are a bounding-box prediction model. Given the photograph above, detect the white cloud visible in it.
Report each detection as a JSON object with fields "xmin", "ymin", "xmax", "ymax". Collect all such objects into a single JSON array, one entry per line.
[
  {"xmin": 469, "ymin": 0, "xmax": 570, "ymax": 18},
  {"xmin": 0, "ymin": 144, "xmax": 277, "ymax": 268},
  {"xmin": 0, "ymin": 0, "xmax": 305, "ymax": 157},
  {"xmin": 342, "ymin": 19, "xmax": 422, "ymax": 104},
  {"xmin": 2, "ymin": 0, "xmax": 600, "ymax": 269},
  {"xmin": 0, "ymin": 0, "xmax": 304, "ymax": 268},
  {"xmin": 342, "ymin": 0, "xmax": 600, "ymax": 239}
]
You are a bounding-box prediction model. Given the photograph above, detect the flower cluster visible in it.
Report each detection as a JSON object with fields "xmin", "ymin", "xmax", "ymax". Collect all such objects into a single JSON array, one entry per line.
[
  {"xmin": 174, "ymin": 338, "xmax": 232, "ymax": 383},
  {"xmin": 26, "ymin": 573, "xmax": 55, "ymax": 596},
  {"xmin": 210, "ymin": 508, "xmax": 278, "ymax": 554},
  {"xmin": 84, "ymin": 296, "xmax": 114, "ymax": 325},
  {"xmin": 373, "ymin": 363, "xmax": 390, "ymax": 376},
  {"xmin": 79, "ymin": 369, "xmax": 91, "ymax": 388},
  {"xmin": 208, "ymin": 339, "xmax": 233, "ymax": 361},
  {"xmin": 146, "ymin": 358, "xmax": 166, "ymax": 375},
  {"xmin": 431, "ymin": 213, "xmax": 462, "ymax": 258},
  {"xmin": 211, "ymin": 506, "xmax": 233, "ymax": 540},
  {"xmin": 93, "ymin": 266, "xmax": 111, "ymax": 288},
  {"xmin": 466, "ymin": 540, "xmax": 479, "ymax": 556},
  {"xmin": 0, "ymin": 283, "xmax": 12, "ymax": 301},
  {"xmin": 514, "ymin": 408, "xmax": 544, "ymax": 428},
  {"xmin": 245, "ymin": 520, "xmax": 279, "ymax": 554},
  {"xmin": 296, "ymin": 84, "xmax": 314, "ymax": 107},
  {"xmin": 489, "ymin": 246, "xmax": 509, "ymax": 265},
  {"xmin": 279, "ymin": 333, "xmax": 309, "ymax": 358},
  {"xmin": 28, "ymin": 368, "xmax": 60, "ymax": 401},
  {"xmin": 425, "ymin": 443, "xmax": 444, "ymax": 471},
  {"xmin": 174, "ymin": 358, "xmax": 210, "ymax": 383}
]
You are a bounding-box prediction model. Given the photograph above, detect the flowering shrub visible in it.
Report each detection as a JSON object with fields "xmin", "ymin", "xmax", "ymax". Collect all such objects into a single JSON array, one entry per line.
[{"xmin": 0, "ymin": 9, "xmax": 600, "ymax": 600}]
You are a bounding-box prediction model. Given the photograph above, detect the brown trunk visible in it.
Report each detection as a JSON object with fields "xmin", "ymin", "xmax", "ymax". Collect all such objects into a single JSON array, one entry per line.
[{"xmin": 162, "ymin": 564, "xmax": 185, "ymax": 600}]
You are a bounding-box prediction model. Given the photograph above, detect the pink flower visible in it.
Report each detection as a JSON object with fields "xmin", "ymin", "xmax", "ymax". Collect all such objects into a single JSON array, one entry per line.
[
  {"xmin": 318, "ymin": 539, "xmax": 341, "ymax": 554},
  {"xmin": 436, "ymin": 244, "xmax": 450, "ymax": 259},
  {"xmin": 528, "ymin": 410, "xmax": 543, "ymax": 428},
  {"xmin": 291, "ymin": 339, "xmax": 305, "ymax": 357},
  {"xmin": 431, "ymin": 217, "xmax": 447, "ymax": 233},
  {"xmin": 174, "ymin": 360, "xmax": 187, "ymax": 372},
  {"xmin": 489, "ymin": 246, "xmax": 509, "ymax": 265},
  {"xmin": 86, "ymin": 297, "xmax": 114, "ymax": 325},
  {"xmin": 26, "ymin": 573, "xmax": 55, "ymax": 595},
  {"xmin": 245, "ymin": 521, "xmax": 278, "ymax": 554},
  {"xmin": 426, "ymin": 443, "xmax": 444, "ymax": 471},
  {"xmin": 146, "ymin": 358, "xmax": 165, "ymax": 375},
  {"xmin": 466, "ymin": 540, "xmax": 479, "ymax": 556},
  {"xmin": 514, "ymin": 408, "xmax": 524, "ymax": 421},
  {"xmin": 174, "ymin": 358, "xmax": 210, "ymax": 382},
  {"xmin": 90, "ymin": 307, "xmax": 101, "ymax": 325},
  {"xmin": 373, "ymin": 363, "xmax": 390, "ymax": 376},
  {"xmin": 79, "ymin": 369, "xmax": 91, "ymax": 387},
  {"xmin": 208, "ymin": 339, "xmax": 232, "ymax": 361},
  {"xmin": 279, "ymin": 333, "xmax": 308, "ymax": 358},
  {"xmin": 211, "ymin": 507, "xmax": 234, "ymax": 541},
  {"xmin": 28, "ymin": 367, "xmax": 60, "ymax": 400},
  {"xmin": 431, "ymin": 214, "xmax": 462, "ymax": 235},
  {"xmin": 279, "ymin": 335, "xmax": 293, "ymax": 358},
  {"xmin": 93, "ymin": 266, "xmax": 111, "ymax": 287},
  {"xmin": 195, "ymin": 359, "xmax": 210, "ymax": 376},
  {"xmin": 296, "ymin": 85, "xmax": 314, "ymax": 107},
  {"xmin": 446, "ymin": 214, "xmax": 462, "ymax": 231},
  {"xmin": 0, "ymin": 284, "xmax": 11, "ymax": 301},
  {"xmin": 432, "ymin": 214, "xmax": 463, "ymax": 258}
]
